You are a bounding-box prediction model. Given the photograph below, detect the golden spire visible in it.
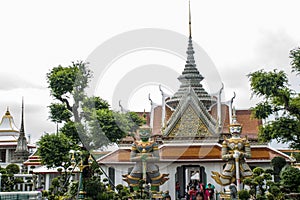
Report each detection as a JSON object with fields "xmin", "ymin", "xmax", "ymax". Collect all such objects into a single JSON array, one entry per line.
[
  {"xmin": 189, "ymin": 0, "xmax": 192, "ymax": 38},
  {"xmin": 5, "ymin": 106, "xmax": 10, "ymax": 116}
]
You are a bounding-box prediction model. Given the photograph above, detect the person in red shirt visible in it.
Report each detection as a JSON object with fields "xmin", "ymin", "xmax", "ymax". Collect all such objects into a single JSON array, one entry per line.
[
  {"xmin": 188, "ymin": 186, "xmax": 197, "ymax": 200},
  {"xmin": 204, "ymin": 183, "xmax": 214, "ymax": 200}
]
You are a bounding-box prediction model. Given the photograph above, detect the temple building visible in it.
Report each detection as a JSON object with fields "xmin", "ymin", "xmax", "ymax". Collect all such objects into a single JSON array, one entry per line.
[
  {"xmin": 0, "ymin": 103, "xmax": 34, "ymax": 168},
  {"xmin": 97, "ymin": 2, "xmax": 293, "ymax": 199}
]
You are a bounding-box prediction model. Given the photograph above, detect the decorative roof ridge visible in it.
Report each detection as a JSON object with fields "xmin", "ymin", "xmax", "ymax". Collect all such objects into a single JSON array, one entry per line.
[{"xmin": 164, "ymin": 88, "xmax": 217, "ymax": 137}]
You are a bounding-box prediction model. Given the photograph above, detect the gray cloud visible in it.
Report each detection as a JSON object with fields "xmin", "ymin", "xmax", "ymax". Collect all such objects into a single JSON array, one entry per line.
[
  {"xmin": 216, "ymin": 29, "xmax": 300, "ymax": 114},
  {"xmin": 0, "ymin": 73, "xmax": 44, "ymax": 90},
  {"xmin": 220, "ymin": 30, "xmax": 298, "ymax": 106},
  {"xmin": 255, "ymin": 29, "xmax": 297, "ymax": 68}
]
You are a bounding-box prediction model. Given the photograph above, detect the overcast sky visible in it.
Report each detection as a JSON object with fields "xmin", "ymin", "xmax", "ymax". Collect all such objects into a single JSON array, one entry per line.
[{"xmin": 0, "ymin": 0, "xmax": 299, "ymax": 143}]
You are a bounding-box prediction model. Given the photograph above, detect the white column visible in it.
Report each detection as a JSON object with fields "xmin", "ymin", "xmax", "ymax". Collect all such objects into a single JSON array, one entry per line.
[
  {"xmin": 45, "ymin": 174, "xmax": 50, "ymax": 190},
  {"xmin": 5, "ymin": 149, "xmax": 9, "ymax": 163},
  {"xmin": 160, "ymin": 164, "xmax": 176, "ymax": 200}
]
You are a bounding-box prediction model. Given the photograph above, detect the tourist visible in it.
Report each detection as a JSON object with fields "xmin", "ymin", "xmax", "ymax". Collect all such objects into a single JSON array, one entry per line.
[
  {"xmin": 188, "ymin": 186, "xmax": 197, "ymax": 200},
  {"xmin": 198, "ymin": 182, "xmax": 204, "ymax": 193},
  {"xmin": 195, "ymin": 192, "xmax": 204, "ymax": 200},
  {"xmin": 176, "ymin": 181, "xmax": 181, "ymax": 199},
  {"xmin": 204, "ymin": 183, "xmax": 214, "ymax": 200}
]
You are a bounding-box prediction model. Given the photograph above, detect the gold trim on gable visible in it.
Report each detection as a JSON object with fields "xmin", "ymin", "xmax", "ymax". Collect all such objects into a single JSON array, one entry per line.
[{"xmin": 168, "ymin": 105, "xmax": 212, "ymax": 137}]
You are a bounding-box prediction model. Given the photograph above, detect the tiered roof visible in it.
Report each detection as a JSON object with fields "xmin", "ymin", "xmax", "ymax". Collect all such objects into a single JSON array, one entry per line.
[
  {"xmin": 166, "ymin": 3, "xmax": 215, "ymax": 110},
  {"xmin": 0, "ymin": 108, "xmax": 19, "ymax": 136},
  {"xmin": 0, "ymin": 108, "xmax": 19, "ymax": 143}
]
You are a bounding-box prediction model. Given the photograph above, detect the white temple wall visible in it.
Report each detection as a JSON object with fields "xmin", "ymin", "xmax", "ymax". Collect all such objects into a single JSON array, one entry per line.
[
  {"xmin": 100, "ymin": 160, "xmax": 273, "ymax": 199},
  {"xmin": 160, "ymin": 162, "xmax": 177, "ymax": 199}
]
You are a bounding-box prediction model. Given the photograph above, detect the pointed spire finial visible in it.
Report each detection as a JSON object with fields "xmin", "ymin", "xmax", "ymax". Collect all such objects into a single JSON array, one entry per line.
[
  {"xmin": 189, "ymin": 0, "xmax": 192, "ymax": 38},
  {"xmin": 5, "ymin": 106, "xmax": 10, "ymax": 115},
  {"xmin": 20, "ymin": 97, "xmax": 25, "ymax": 136},
  {"xmin": 229, "ymin": 107, "xmax": 242, "ymax": 134}
]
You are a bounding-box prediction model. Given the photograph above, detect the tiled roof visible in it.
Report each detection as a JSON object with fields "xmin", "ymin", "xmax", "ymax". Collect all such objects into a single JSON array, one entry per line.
[
  {"xmin": 210, "ymin": 105, "xmax": 261, "ymax": 139},
  {"xmin": 98, "ymin": 144, "xmax": 291, "ymax": 164},
  {"xmin": 127, "ymin": 105, "xmax": 261, "ymax": 140},
  {"xmin": 160, "ymin": 145, "xmax": 221, "ymax": 160}
]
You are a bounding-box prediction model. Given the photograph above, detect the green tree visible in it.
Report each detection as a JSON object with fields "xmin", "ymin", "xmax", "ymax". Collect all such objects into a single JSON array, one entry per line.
[
  {"xmin": 46, "ymin": 61, "xmax": 144, "ymax": 148},
  {"xmin": 271, "ymin": 157, "xmax": 286, "ymax": 182},
  {"xmin": 280, "ymin": 166, "xmax": 300, "ymax": 193},
  {"xmin": 0, "ymin": 165, "xmax": 24, "ymax": 192},
  {"xmin": 238, "ymin": 189, "xmax": 251, "ymax": 200},
  {"xmin": 5, "ymin": 164, "xmax": 20, "ymax": 175},
  {"xmin": 47, "ymin": 61, "xmax": 91, "ymax": 123},
  {"xmin": 243, "ymin": 167, "xmax": 273, "ymax": 200},
  {"xmin": 37, "ymin": 133, "xmax": 74, "ymax": 169},
  {"xmin": 248, "ymin": 47, "xmax": 300, "ymax": 149},
  {"xmin": 42, "ymin": 61, "xmax": 145, "ymax": 198},
  {"xmin": 47, "ymin": 61, "xmax": 91, "ymax": 144},
  {"xmin": 37, "ymin": 133, "xmax": 77, "ymax": 196},
  {"xmin": 293, "ymin": 152, "xmax": 300, "ymax": 162}
]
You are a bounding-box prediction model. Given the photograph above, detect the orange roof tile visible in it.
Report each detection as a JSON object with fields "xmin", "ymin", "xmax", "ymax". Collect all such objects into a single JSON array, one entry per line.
[
  {"xmin": 210, "ymin": 105, "xmax": 261, "ymax": 139},
  {"xmin": 98, "ymin": 144, "xmax": 289, "ymax": 164}
]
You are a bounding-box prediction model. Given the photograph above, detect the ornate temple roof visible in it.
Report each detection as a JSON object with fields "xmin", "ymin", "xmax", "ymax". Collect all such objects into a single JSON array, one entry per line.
[
  {"xmin": 0, "ymin": 105, "xmax": 34, "ymax": 152},
  {"xmin": 0, "ymin": 108, "xmax": 19, "ymax": 137},
  {"xmin": 166, "ymin": 2, "xmax": 215, "ymax": 110},
  {"xmin": 166, "ymin": 37, "xmax": 215, "ymax": 110}
]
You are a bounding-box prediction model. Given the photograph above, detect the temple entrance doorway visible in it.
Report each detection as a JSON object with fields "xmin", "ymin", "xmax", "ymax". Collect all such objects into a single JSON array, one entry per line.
[{"xmin": 175, "ymin": 165, "xmax": 207, "ymax": 199}]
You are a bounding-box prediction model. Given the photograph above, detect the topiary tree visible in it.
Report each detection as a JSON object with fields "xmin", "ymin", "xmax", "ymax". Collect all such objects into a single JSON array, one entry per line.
[
  {"xmin": 238, "ymin": 189, "xmax": 250, "ymax": 200},
  {"xmin": 271, "ymin": 157, "xmax": 286, "ymax": 182},
  {"xmin": 266, "ymin": 183, "xmax": 285, "ymax": 200},
  {"xmin": 280, "ymin": 166, "xmax": 300, "ymax": 193},
  {"xmin": 5, "ymin": 164, "xmax": 20, "ymax": 175},
  {"xmin": 0, "ymin": 164, "xmax": 25, "ymax": 192},
  {"xmin": 243, "ymin": 167, "xmax": 273, "ymax": 200}
]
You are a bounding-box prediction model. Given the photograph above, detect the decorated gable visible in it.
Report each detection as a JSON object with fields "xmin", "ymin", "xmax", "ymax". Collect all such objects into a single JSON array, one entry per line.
[
  {"xmin": 163, "ymin": 88, "xmax": 217, "ymax": 138},
  {"xmin": 168, "ymin": 105, "xmax": 211, "ymax": 137}
]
